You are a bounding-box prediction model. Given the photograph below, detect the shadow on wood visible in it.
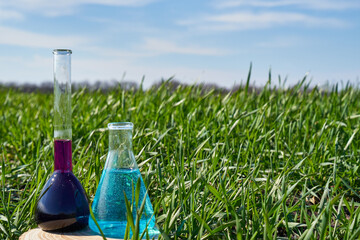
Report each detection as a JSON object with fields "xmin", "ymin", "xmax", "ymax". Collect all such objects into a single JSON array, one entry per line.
[{"xmin": 20, "ymin": 227, "xmax": 122, "ymax": 240}]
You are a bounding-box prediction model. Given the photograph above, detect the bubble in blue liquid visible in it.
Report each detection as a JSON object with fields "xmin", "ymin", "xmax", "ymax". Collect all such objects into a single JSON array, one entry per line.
[{"xmin": 89, "ymin": 168, "xmax": 160, "ymax": 238}]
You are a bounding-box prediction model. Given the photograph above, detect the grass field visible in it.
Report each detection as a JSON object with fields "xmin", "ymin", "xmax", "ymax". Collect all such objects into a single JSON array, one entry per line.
[{"xmin": 1, "ymin": 76, "xmax": 360, "ymax": 239}]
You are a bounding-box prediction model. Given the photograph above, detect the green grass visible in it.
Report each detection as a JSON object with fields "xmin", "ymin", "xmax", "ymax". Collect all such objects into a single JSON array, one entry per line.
[{"xmin": 1, "ymin": 76, "xmax": 360, "ymax": 239}]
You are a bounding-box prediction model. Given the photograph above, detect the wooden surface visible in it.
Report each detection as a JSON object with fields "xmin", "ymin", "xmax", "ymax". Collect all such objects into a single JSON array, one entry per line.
[{"xmin": 19, "ymin": 228, "xmax": 122, "ymax": 240}]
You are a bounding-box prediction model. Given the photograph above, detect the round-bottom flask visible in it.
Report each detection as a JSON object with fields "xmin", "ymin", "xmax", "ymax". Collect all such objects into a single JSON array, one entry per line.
[
  {"xmin": 35, "ymin": 50, "xmax": 89, "ymax": 231},
  {"xmin": 35, "ymin": 140, "xmax": 89, "ymax": 231}
]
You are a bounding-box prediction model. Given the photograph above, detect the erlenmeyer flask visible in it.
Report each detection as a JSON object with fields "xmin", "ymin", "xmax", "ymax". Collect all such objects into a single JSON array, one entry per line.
[
  {"xmin": 35, "ymin": 49, "xmax": 89, "ymax": 231},
  {"xmin": 89, "ymin": 122, "xmax": 160, "ymax": 238}
]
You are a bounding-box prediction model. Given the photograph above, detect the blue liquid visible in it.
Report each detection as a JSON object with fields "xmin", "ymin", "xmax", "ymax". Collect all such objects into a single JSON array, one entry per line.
[{"xmin": 89, "ymin": 168, "xmax": 160, "ymax": 238}]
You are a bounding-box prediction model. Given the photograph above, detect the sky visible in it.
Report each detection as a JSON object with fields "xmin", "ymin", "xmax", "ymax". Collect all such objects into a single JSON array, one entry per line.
[{"xmin": 0, "ymin": 0, "xmax": 359, "ymax": 88}]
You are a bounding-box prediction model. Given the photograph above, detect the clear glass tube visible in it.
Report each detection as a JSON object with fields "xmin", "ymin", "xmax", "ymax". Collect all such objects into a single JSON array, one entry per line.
[
  {"xmin": 53, "ymin": 49, "xmax": 72, "ymax": 172},
  {"xmin": 53, "ymin": 49, "xmax": 72, "ymax": 140}
]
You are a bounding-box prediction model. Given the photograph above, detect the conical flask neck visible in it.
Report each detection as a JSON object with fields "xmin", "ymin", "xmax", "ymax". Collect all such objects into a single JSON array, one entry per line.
[
  {"xmin": 106, "ymin": 123, "xmax": 137, "ymax": 169},
  {"xmin": 109, "ymin": 129, "xmax": 133, "ymax": 151}
]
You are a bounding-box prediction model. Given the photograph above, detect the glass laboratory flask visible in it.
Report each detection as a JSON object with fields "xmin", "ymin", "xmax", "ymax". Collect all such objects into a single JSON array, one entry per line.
[
  {"xmin": 35, "ymin": 49, "xmax": 90, "ymax": 231},
  {"xmin": 89, "ymin": 122, "xmax": 160, "ymax": 238}
]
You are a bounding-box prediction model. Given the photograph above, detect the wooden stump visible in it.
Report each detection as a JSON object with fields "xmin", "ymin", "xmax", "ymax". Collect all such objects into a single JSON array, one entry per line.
[{"xmin": 19, "ymin": 228, "xmax": 122, "ymax": 240}]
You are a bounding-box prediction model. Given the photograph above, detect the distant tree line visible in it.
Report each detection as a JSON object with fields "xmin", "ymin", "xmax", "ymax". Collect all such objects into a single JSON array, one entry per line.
[
  {"xmin": 2, "ymin": 78, "xmax": 353, "ymax": 94},
  {"xmin": 0, "ymin": 79, "xmax": 251, "ymax": 94}
]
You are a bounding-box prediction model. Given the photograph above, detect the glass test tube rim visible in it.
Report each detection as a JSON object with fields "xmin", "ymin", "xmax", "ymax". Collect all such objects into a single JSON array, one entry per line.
[
  {"xmin": 53, "ymin": 49, "xmax": 72, "ymax": 55},
  {"xmin": 108, "ymin": 122, "xmax": 133, "ymax": 130}
]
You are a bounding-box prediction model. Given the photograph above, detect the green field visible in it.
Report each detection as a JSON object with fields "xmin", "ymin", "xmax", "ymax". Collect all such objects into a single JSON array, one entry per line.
[{"xmin": 1, "ymin": 78, "xmax": 360, "ymax": 239}]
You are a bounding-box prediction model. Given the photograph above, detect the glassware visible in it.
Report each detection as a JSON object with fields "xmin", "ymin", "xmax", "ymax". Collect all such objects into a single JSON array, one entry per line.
[
  {"xmin": 89, "ymin": 122, "xmax": 160, "ymax": 238},
  {"xmin": 35, "ymin": 49, "xmax": 90, "ymax": 231}
]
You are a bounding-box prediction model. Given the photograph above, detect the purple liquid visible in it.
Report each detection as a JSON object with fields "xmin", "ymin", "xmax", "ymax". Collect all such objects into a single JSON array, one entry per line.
[
  {"xmin": 54, "ymin": 139, "xmax": 72, "ymax": 172},
  {"xmin": 35, "ymin": 139, "xmax": 89, "ymax": 232}
]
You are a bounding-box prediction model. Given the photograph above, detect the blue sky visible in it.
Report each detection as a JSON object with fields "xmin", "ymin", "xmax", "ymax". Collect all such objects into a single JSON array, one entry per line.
[{"xmin": 0, "ymin": 0, "xmax": 359, "ymax": 88}]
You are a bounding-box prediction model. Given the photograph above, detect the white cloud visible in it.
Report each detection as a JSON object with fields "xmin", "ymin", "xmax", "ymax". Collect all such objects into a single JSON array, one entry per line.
[
  {"xmin": 0, "ymin": 26, "xmax": 89, "ymax": 48},
  {"xmin": 141, "ymin": 38, "xmax": 228, "ymax": 56},
  {"xmin": 214, "ymin": 0, "xmax": 360, "ymax": 10},
  {"xmin": 0, "ymin": 8, "xmax": 24, "ymax": 21},
  {"xmin": 0, "ymin": 0, "xmax": 157, "ymax": 16},
  {"xmin": 178, "ymin": 11, "xmax": 347, "ymax": 31},
  {"xmin": 78, "ymin": 0, "xmax": 157, "ymax": 7},
  {"xmin": 0, "ymin": 24, "xmax": 227, "ymax": 59}
]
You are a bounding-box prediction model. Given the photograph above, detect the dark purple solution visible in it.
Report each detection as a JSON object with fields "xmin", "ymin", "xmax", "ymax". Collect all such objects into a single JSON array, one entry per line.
[
  {"xmin": 54, "ymin": 139, "xmax": 72, "ymax": 172},
  {"xmin": 35, "ymin": 139, "xmax": 90, "ymax": 232}
]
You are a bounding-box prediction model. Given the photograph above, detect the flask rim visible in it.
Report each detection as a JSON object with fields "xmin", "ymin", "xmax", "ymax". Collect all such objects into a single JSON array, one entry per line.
[
  {"xmin": 53, "ymin": 49, "xmax": 72, "ymax": 55},
  {"xmin": 108, "ymin": 122, "xmax": 133, "ymax": 130}
]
